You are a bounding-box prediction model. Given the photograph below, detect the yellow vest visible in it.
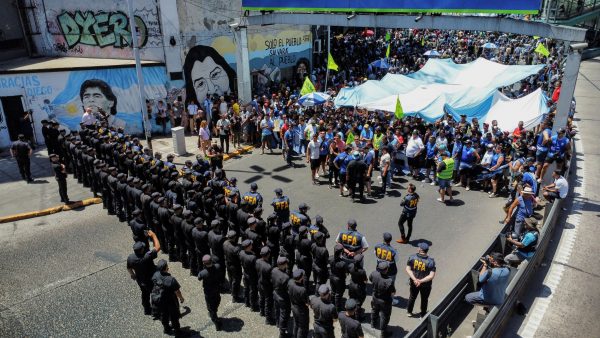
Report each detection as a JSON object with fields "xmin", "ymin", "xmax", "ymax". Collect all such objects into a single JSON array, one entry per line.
[
  {"xmin": 437, "ymin": 158, "xmax": 454, "ymax": 180},
  {"xmin": 373, "ymin": 134, "xmax": 384, "ymax": 150}
]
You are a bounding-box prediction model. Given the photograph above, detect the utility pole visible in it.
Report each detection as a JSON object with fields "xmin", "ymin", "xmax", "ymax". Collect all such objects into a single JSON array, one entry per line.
[
  {"xmin": 324, "ymin": 26, "xmax": 331, "ymax": 92},
  {"xmin": 126, "ymin": 0, "xmax": 152, "ymax": 150}
]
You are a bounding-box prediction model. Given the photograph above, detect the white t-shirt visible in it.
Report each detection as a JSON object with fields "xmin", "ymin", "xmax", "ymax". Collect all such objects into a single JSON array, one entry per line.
[
  {"xmin": 406, "ymin": 136, "xmax": 424, "ymax": 158},
  {"xmin": 481, "ymin": 151, "xmax": 493, "ymax": 166},
  {"xmin": 379, "ymin": 153, "xmax": 391, "ymax": 169},
  {"xmin": 219, "ymin": 101, "xmax": 228, "ymax": 116},
  {"xmin": 308, "ymin": 140, "xmax": 321, "ymax": 160},
  {"xmin": 187, "ymin": 104, "xmax": 198, "ymax": 116},
  {"xmin": 216, "ymin": 119, "xmax": 230, "ymax": 135},
  {"xmin": 555, "ymin": 176, "xmax": 568, "ymax": 198}
]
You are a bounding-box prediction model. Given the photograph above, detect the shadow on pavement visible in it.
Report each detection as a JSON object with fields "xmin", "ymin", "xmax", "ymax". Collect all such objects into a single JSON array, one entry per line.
[{"xmin": 221, "ymin": 317, "xmax": 244, "ymax": 332}]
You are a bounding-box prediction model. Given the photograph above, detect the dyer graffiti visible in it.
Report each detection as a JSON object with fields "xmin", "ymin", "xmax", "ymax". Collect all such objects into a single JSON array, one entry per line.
[{"xmin": 57, "ymin": 11, "xmax": 148, "ymax": 49}]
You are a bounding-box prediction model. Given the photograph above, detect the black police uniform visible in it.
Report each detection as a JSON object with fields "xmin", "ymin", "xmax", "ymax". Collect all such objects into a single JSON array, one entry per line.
[
  {"xmin": 347, "ymin": 260, "xmax": 368, "ymax": 317},
  {"xmin": 198, "ymin": 262, "xmax": 224, "ymax": 329},
  {"xmin": 223, "ymin": 237, "xmax": 243, "ymax": 302},
  {"xmin": 152, "ymin": 269, "xmax": 181, "ymax": 332},
  {"xmin": 11, "ymin": 140, "xmax": 32, "ymax": 181},
  {"xmin": 339, "ymin": 311, "xmax": 364, "ymax": 338},
  {"xmin": 406, "ymin": 253, "xmax": 436, "ymax": 316},
  {"xmin": 239, "ymin": 248, "xmax": 259, "ymax": 310},
  {"xmin": 157, "ymin": 204, "xmax": 174, "ymax": 257},
  {"xmin": 296, "ymin": 233, "xmax": 313, "ymax": 290},
  {"xmin": 311, "ymin": 238, "xmax": 330, "ymax": 293},
  {"xmin": 288, "ymin": 277, "xmax": 310, "ymax": 338},
  {"xmin": 191, "ymin": 221, "xmax": 210, "ymax": 269},
  {"xmin": 370, "ymin": 269, "xmax": 395, "ymax": 333},
  {"xmin": 126, "ymin": 247, "xmax": 157, "ymax": 314},
  {"xmin": 52, "ymin": 161, "xmax": 69, "ymax": 202},
  {"xmin": 107, "ymin": 172, "xmax": 119, "ymax": 214},
  {"xmin": 181, "ymin": 216, "xmax": 196, "ymax": 272},
  {"xmin": 266, "ymin": 221, "xmax": 281, "ymax": 266},
  {"xmin": 398, "ymin": 192, "xmax": 420, "ymax": 241},
  {"xmin": 208, "ymin": 228, "xmax": 227, "ymax": 288},
  {"xmin": 271, "ymin": 195, "xmax": 290, "ymax": 224},
  {"xmin": 329, "ymin": 248, "xmax": 347, "ymax": 312},
  {"xmin": 271, "ymin": 266, "xmax": 291, "ymax": 337},
  {"xmin": 337, "ymin": 229, "xmax": 365, "ymax": 263},
  {"xmin": 310, "ymin": 295, "xmax": 338, "ymax": 338},
  {"xmin": 374, "ymin": 243, "xmax": 398, "ymax": 281},
  {"xmin": 256, "ymin": 256, "xmax": 275, "ymax": 323}
]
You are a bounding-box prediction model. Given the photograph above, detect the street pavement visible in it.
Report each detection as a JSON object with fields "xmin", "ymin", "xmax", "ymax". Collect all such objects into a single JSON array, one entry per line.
[
  {"xmin": 0, "ymin": 139, "xmax": 508, "ymax": 337},
  {"xmin": 501, "ymin": 58, "xmax": 600, "ymax": 338}
]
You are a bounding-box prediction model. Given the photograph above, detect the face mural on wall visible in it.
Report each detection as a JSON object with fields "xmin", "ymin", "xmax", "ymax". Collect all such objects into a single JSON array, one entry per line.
[
  {"xmin": 183, "ymin": 45, "xmax": 236, "ymax": 104},
  {"xmin": 79, "ymin": 79, "xmax": 125, "ymax": 129}
]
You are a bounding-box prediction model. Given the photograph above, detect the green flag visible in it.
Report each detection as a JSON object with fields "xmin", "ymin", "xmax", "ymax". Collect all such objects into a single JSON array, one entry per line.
[
  {"xmin": 386, "ymin": 43, "xmax": 391, "ymax": 58},
  {"xmin": 327, "ymin": 52, "xmax": 339, "ymax": 71},
  {"xmin": 421, "ymin": 37, "xmax": 425, "ymax": 46},
  {"xmin": 346, "ymin": 131, "xmax": 355, "ymax": 145},
  {"xmin": 533, "ymin": 35, "xmax": 540, "ymax": 40},
  {"xmin": 385, "ymin": 31, "xmax": 391, "ymax": 42},
  {"xmin": 395, "ymin": 95, "xmax": 404, "ymax": 120},
  {"xmin": 535, "ymin": 43, "xmax": 550, "ymax": 57},
  {"xmin": 300, "ymin": 77, "xmax": 316, "ymax": 96}
]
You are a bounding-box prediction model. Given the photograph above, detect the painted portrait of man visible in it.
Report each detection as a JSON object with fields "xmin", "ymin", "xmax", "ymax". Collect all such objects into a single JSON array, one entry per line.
[
  {"xmin": 183, "ymin": 45, "xmax": 236, "ymax": 105},
  {"xmin": 79, "ymin": 79, "xmax": 125, "ymax": 129}
]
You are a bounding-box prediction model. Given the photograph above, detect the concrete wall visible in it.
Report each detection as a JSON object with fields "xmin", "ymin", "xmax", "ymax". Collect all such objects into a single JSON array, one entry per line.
[{"xmin": 28, "ymin": 0, "xmax": 164, "ymax": 61}]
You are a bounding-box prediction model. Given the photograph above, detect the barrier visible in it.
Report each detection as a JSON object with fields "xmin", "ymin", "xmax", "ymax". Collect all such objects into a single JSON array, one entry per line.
[{"xmin": 406, "ymin": 142, "xmax": 574, "ymax": 338}]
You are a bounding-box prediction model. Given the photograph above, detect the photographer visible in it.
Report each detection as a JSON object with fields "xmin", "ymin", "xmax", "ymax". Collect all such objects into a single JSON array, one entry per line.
[
  {"xmin": 504, "ymin": 219, "xmax": 539, "ymax": 267},
  {"xmin": 465, "ymin": 252, "xmax": 511, "ymax": 306},
  {"xmin": 216, "ymin": 114, "xmax": 231, "ymax": 154}
]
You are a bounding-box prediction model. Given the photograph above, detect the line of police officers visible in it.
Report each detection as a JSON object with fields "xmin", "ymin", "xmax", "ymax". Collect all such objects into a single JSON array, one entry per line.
[{"xmin": 56, "ymin": 120, "xmax": 436, "ymax": 337}]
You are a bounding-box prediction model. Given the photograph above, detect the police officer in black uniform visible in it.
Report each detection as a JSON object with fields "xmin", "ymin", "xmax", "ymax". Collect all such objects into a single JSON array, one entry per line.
[
  {"xmin": 288, "ymin": 269, "xmax": 310, "ymax": 338},
  {"xmin": 181, "ymin": 208, "xmax": 197, "ymax": 274},
  {"xmin": 266, "ymin": 214, "xmax": 281, "ymax": 266},
  {"xmin": 397, "ymin": 183, "xmax": 420, "ymax": 243},
  {"xmin": 374, "ymin": 233, "xmax": 398, "ymax": 284},
  {"xmin": 223, "ymin": 230, "xmax": 243, "ymax": 302},
  {"xmin": 311, "ymin": 231, "xmax": 330, "ymax": 294},
  {"xmin": 347, "ymin": 254, "xmax": 367, "ymax": 321},
  {"xmin": 126, "ymin": 233, "xmax": 160, "ymax": 315},
  {"xmin": 406, "ymin": 242, "xmax": 436, "ymax": 318},
  {"xmin": 256, "ymin": 246, "xmax": 275, "ymax": 325},
  {"xmin": 336, "ymin": 219, "xmax": 369, "ymax": 264},
  {"xmin": 309, "ymin": 215, "xmax": 330, "ymax": 240},
  {"xmin": 370, "ymin": 261, "xmax": 396, "ymax": 336},
  {"xmin": 338, "ymin": 299, "xmax": 364, "ymax": 338},
  {"xmin": 296, "ymin": 226, "xmax": 313, "ymax": 291},
  {"xmin": 242, "ymin": 182, "xmax": 263, "ymax": 210},
  {"xmin": 310, "ymin": 284, "xmax": 338, "ymax": 338},
  {"xmin": 208, "ymin": 219, "xmax": 227, "ymax": 289},
  {"xmin": 239, "ymin": 239, "xmax": 259, "ymax": 311},
  {"xmin": 10, "ymin": 134, "xmax": 33, "ymax": 182},
  {"xmin": 152, "ymin": 259, "xmax": 185, "ymax": 335},
  {"xmin": 280, "ymin": 221, "xmax": 296, "ymax": 275},
  {"xmin": 329, "ymin": 243, "xmax": 347, "ymax": 312},
  {"xmin": 272, "ymin": 256, "xmax": 291, "ymax": 338},
  {"xmin": 271, "ymin": 188, "xmax": 290, "ymax": 225},
  {"xmin": 245, "ymin": 217, "xmax": 264, "ymax": 257},
  {"xmin": 50, "ymin": 154, "xmax": 70, "ymax": 203},
  {"xmin": 115, "ymin": 173, "xmax": 128, "ymax": 222},
  {"xmin": 197, "ymin": 255, "xmax": 223, "ymax": 330}
]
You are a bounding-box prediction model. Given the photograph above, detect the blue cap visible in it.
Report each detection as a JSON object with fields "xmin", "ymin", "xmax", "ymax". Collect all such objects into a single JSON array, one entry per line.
[
  {"xmin": 418, "ymin": 242, "xmax": 430, "ymax": 251},
  {"xmin": 293, "ymin": 269, "xmax": 305, "ymax": 279},
  {"xmin": 250, "ymin": 182, "xmax": 258, "ymax": 190}
]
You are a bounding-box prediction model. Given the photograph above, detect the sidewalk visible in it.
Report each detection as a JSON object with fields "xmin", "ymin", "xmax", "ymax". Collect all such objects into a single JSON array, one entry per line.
[{"xmin": 0, "ymin": 134, "xmax": 253, "ymax": 220}]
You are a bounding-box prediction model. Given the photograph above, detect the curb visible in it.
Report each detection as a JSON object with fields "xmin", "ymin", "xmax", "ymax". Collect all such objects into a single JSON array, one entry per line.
[
  {"xmin": 0, "ymin": 146, "xmax": 255, "ymax": 224},
  {"xmin": 0, "ymin": 197, "xmax": 102, "ymax": 224}
]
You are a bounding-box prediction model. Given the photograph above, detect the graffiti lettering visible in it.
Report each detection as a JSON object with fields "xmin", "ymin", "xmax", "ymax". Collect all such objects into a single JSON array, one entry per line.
[
  {"xmin": 52, "ymin": 41, "xmax": 83, "ymax": 54},
  {"xmin": 57, "ymin": 10, "xmax": 148, "ymax": 49}
]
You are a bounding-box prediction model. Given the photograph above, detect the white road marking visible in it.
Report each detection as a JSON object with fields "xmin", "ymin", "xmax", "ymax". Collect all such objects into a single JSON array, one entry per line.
[{"xmin": 518, "ymin": 133, "xmax": 584, "ymax": 338}]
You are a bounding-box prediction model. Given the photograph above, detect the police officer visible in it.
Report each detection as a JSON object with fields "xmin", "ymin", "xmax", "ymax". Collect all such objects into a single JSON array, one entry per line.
[
  {"xmin": 126, "ymin": 233, "xmax": 160, "ymax": 315},
  {"xmin": 406, "ymin": 243, "xmax": 436, "ymax": 318},
  {"xmin": 167, "ymin": 204, "xmax": 183, "ymax": 262},
  {"xmin": 374, "ymin": 233, "xmax": 398, "ymax": 283},
  {"xmin": 181, "ymin": 208, "xmax": 197, "ymax": 274},
  {"xmin": 347, "ymin": 254, "xmax": 367, "ymax": 321},
  {"xmin": 397, "ymin": 183, "xmax": 420, "ymax": 243},
  {"xmin": 290, "ymin": 203, "xmax": 311, "ymax": 233},
  {"xmin": 129, "ymin": 209, "xmax": 149, "ymax": 248},
  {"xmin": 272, "ymin": 256, "xmax": 291, "ymax": 338},
  {"xmin": 271, "ymin": 188, "xmax": 290, "ymax": 224},
  {"xmin": 223, "ymin": 230, "xmax": 243, "ymax": 302},
  {"xmin": 157, "ymin": 197, "xmax": 174, "ymax": 260},
  {"xmin": 336, "ymin": 219, "xmax": 369, "ymax": 264},
  {"xmin": 152, "ymin": 259, "xmax": 185, "ymax": 335},
  {"xmin": 266, "ymin": 214, "xmax": 281, "ymax": 266},
  {"xmin": 242, "ymin": 182, "xmax": 263, "ymax": 210},
  {"xmin": 296, "ymin": 226, "xmax": 313, "ymax": 291},
  {"xmin": 338, "ymin": 299, "xmax": 364, "ymax": 338},
  {"xmin": 239, "ymin": 239, "xmax": 259, "ymax": 311},
  {"xmin": 329, "ymin": 244, "xmax": 347, "ymax": 312},
  {"xmin": 50, "ymin": 154, "xmax": 70, "ymax": 203},
  {"xmin": 310, "ymin": 284, "xmax": 338, "ymax": 338},
  {"xmin": 288, "ymin": 269, "xmax": 310, "ymax": 338},
  {"xmin": 256, "ymin": 246, "xmax": 275, "ymax": 325},
  {"xmin": 279, "ymin": 221, "xmax": 296, "ymax": 275},
  {"xmin": 10, "ymin": 134, "xmax": 33, "ymax": 182},
  {"xmin": 208, "ymin": 219, "xmax": 227, "ymax": 289},
  {"xmin": 370, "ymin": 261, "xmax": 395, "ymax": 336},
  {"xmin": 115, "ymin": 173, "xmax": 128, "ymax": 222},
  {"xmin": 197, "ymin": 255, "xmax": 223, "ymax": 330},
  {"xmin": 191, "ymin": 217, "xmax": 211, "ymax": 276},
  {"xmin": 309, "ymin": 215, "xmax": 330, "ymax": 239},
  {"xmin": 245, "ymin": 217, "xmax": 264, "ymax": 257},
  {"xmin": 311, "ymin": 231, "xmax": 330, "ymax": 294}
]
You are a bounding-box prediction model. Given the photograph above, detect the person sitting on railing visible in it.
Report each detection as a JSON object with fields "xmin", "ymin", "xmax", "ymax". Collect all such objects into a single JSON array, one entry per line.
[
  {"xmin": 542, "ymin": 170, "xmax": 569, "ymax": 203},
  {"xmin": 465, "ymin": 252, "xmax": 511, "ymax": 307},
  {"xmin": 504, "ymin": 219, "xmax": 539, "ymax": 267},
  {"xmin": 503, "ymin": 186, "xmax": 536, "ymax": 236}
]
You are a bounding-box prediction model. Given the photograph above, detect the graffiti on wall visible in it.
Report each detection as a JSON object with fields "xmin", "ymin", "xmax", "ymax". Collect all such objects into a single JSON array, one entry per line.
[
  {"xmin": 57, "ymin": 10, "xmax": 148, "ymax": 49},
  {"xmin": 183, "ymin": 45, "xmax": 236, "ymax": 104}
]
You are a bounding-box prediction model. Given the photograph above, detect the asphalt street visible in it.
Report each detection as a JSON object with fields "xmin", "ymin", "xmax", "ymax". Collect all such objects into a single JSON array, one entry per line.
[{"xmin": 0, "ymin": 146, "xmax": 507, "ymax": 337}]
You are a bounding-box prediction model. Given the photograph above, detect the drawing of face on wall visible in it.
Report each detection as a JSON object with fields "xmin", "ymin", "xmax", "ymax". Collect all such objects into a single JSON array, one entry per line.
[
  {"xmin": 183, "ymin": 45, "xmax": 236, "ymax": 104},
  {"xmin": 294, "ymin": 57, "xmax": 310, "ymax": 81},
  {"xmin": 79, "ymin": 79, "xmax": 125, "ymax": 129}
]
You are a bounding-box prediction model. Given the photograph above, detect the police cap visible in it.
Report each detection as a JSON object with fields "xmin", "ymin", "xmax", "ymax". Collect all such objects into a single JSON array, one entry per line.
[
  {"xmin": 347, "ymin": 219, "xmax": 357, "ymax": 228},
  {"xmin": 292, "ymin": 269, "xmax": 305, "ymax": 280},
  {"xmin": 299, "ymin": 226, "xmax": 307, "ymax": 234},
  {"xmin": 132, "ymin": 241, "xmax": 145, "ymax": 252},
  {"xmin": 250, "ymin": 182, "xmax": 258, "ymax": 190},
  {"xmin": 211, "ymin": 219, "xmax": 220, "ymax": 227},
  {"xmin": 418, "ymin": 242, "xmax": 429, "ymax": 252},
  {"xmin": 117, "ymin": 173, "xmax": 125, "ymax": 179},
  {"xmin": 193, "ymin": 217, "xmax": 203, "ymax": 225},
  {"xmin": 157, "ymin": 197, "xmax": 165, "ymax": 204},
  {"xmin": 377, "ymin": 261, "xmax": 390, "ymax": 270},
  {"xmin": 151, "ymin": 192, "xmax": 161, "ymax": 198},
  {"xmin": 334, "ymin": 243, "xmax": 344, "ymax": 254},
  {"xmin": 173, "ymin": 204, "xmax": 183, "ymax": 210},
  {"xmin": 126, "ymin": 177, "xmax": 135, "ymax": 183},
  {"xmin": 345, "ymin": 298, "xmax": 358, "ymax": 311},
  {"xmin": 281, "ymin": 222, "xmax": 291, "ymax": 230},
  {"xmin": 241, "ymin": 239, "xmax": 252, "ymax": 248},
  {"xmin": 226, "ymin": 230, "xmax": 237, "ymax": 239},
  {"xmin": 202, "ymin": 255, "xmax": 212, "ymax": 264},
  {"xmin": 229, "ymin": 177, "xmax": 237, "ymax": 183},
  {"xmin": 313, "ymin": 232, "xmax": 324, "ymax": 241},
  {"xmin": 247, "ymin": 217, "xmax": 257, "ymax": 225},
  {"xmin": 132, "ymin": 178, "xmax": 140, "ymax": 184},
  {"xmin": 315, "ymin": 215, "xmax": 323, "ymax": 224},
  {"xmin": 274, "ymin": 188, "xmax": 283, "ymax": 194},
  {"xmin": 298, "ymin": 203, "xmax": 309, "ymax": 210},
  {"xmin": 383, "ymin": 232, "xmax": 392, "ymax": 242},
  {"xmin": 318, "ymin": 284, "xmax": 330, "ymax": 296},
  {"xmin": 260, "ymin": 246, "xmax": 271, "ymax": 256},
  {"xmin": 132, "ymin": 209, "xmax": 142, "ymax": 216},
  {"xmin": 276, "ymin": 256, "xmax": 288, "ymax": 265}
]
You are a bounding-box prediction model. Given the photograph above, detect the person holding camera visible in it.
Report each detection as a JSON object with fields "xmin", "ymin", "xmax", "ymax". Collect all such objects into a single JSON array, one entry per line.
[
  {"xmin": 465, "ymin": 252, "xmax": 510, "ymax": 306},
  {"xmin": 216, "ymin": 114, "xmax": 231, "ymax": 154},
  {"xmin": 505, "ymin": 219, "xmax": 539, "ymax": 267}
]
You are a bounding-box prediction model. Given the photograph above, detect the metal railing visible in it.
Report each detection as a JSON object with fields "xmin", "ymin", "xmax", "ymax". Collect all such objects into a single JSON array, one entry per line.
[{"xmin": 546, "ymin": 0, "xmax": 600, "ymax": 21}]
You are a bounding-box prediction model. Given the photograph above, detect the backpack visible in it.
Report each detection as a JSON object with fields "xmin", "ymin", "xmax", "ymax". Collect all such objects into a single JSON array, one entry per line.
[{"xmin": 150, "ymin": 275, "xmax": 166, "ymax": 313}]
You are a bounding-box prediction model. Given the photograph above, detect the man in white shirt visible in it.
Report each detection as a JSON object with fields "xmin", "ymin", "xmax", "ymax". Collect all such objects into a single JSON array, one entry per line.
[
  {"xmin": 81, "ymin": 107, "xmax": 96, "ymax": 126},
  {"xmin": 306, "ymin": 133, "xmax": 322, "ymax": 185},
  {"xmin": 542, "ymin": 170, "xmax": 569, "ymax": 203},
  {"xmin": 219, "ymin": 96, "xmax": 228, "ymax": 116},
  {"xmin": 405, "ymin": 130, "xmax": 425, "ymax": 179},
  {"xmin": 187, "ymin": 100, "xmax": 198, "ymax": 134},
  {"xmin": 216, "ymin": 114, "xmax": 231, "ymax": 153},
  {"xmin": 379, "ymin": 146, "xmax": 392, "ymax": 195}
]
